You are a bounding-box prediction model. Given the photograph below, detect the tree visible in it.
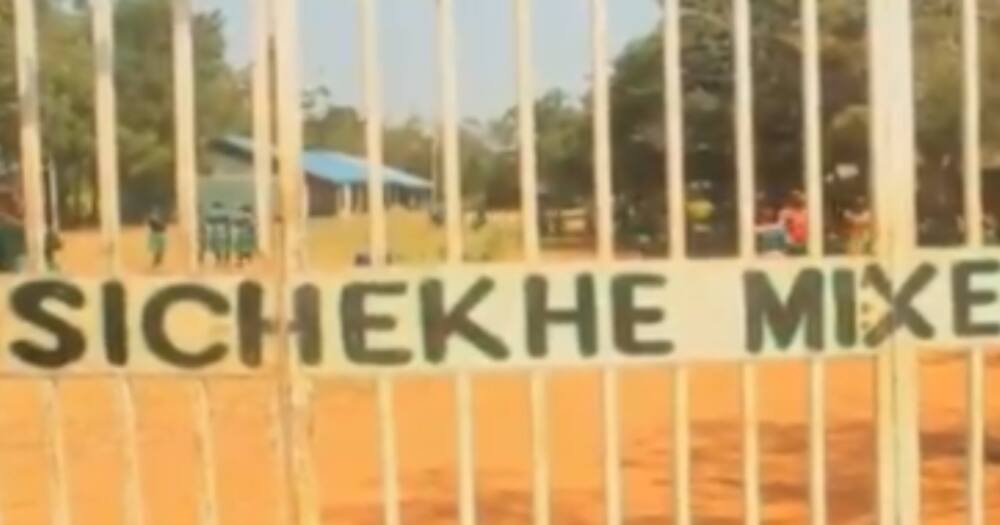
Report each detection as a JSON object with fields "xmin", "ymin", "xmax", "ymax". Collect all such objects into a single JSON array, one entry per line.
[{"xmin": 113, "ymin": 0, "xmax": 247, "ymax": 221}]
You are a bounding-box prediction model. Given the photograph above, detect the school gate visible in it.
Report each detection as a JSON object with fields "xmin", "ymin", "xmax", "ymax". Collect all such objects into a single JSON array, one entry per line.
[{"xmin": 5, "ymin": 0, "xmax": 998, "ymax": 523}]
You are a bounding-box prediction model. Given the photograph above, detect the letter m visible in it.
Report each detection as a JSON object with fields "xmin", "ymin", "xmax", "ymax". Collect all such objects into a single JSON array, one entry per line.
[{"xmin": 744, "ymin": 269, "xmax": 824, "ymax": 353}]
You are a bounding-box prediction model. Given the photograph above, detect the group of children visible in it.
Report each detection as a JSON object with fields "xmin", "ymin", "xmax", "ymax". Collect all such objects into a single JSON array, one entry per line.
[
  {"xmin": 200, "ymin": 203, "xmax": 257, "ymax": 267},
  {"xmin": 755, "ymin": 190, "xmax": 809, "ymax": 256},
  {"xmin": 146, "ymin": 202, "xmax": 258, "ymax": 269},
  {"xmin": 755, "ymin": 190, "xmax": 874, "ymax": 256}
]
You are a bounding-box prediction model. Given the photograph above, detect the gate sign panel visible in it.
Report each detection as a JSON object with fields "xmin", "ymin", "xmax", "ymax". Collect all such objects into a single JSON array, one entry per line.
[
  {"xmin": 0, "ymin": 252, "xmax": 995, "ymax": 375},
  {"xmin": 289, "ymin": 252, "xmax": 997, "ymax": 374}
]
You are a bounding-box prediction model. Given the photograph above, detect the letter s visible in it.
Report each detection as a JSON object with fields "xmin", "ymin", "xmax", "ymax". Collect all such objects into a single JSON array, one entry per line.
[{"xmin": 9, "ymin": 280, "xmax": 87, "ymax": 369}]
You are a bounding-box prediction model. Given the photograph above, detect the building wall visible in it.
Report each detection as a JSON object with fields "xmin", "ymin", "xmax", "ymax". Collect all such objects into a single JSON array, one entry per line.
[{"xmin": 203, "ymin": 149, "xmax": 432, "ymax": 218}]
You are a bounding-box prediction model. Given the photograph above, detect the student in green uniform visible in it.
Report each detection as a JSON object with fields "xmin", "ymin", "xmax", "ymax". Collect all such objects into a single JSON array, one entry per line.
[
  {"xmin": 44, "ymin": 228, "xmax": 62, "ymax": 272},
  {"xmin": 234, "ymin": 205, "xmax": 256, "ymax": 266},
  {"xmin": 198, "ymin": 209, "xmax": 209, "ymax": 265},
  {"xmin": 147, "ymin": 209, "xmax": 167, "ymax": 268},
  {"xmin": 207, "ymin": 202, "xmax": 227, "ymax": 266}
]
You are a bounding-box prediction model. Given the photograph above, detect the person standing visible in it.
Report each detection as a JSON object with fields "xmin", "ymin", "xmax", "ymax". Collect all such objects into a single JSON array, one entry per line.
[
  {"xmin": 779, "ymin": 190, "xmax": 808, "ymax": 255},
  {"xmin": 147, "ymin": 209, "xmax": 167, "ymax": 269},
  {"xmin": 207, "ymin": 202, "xmax": 228, "ymax": 267},
  {"xmin": 843, "ymin": 195, "xmax": 873, "ymax": 255},
  {"xmin": 44, "ymin": 228, "xmax": 61, "ymax": 272},
  {"xmin": 234, "ymin": 204, "xmax": 256, "ymax": 266},
  {"xmin": 755, "ymin": 205, "xmax": 786, "ymax": 257},
  {"xmin": 686, "ymin": 185, "xmax": 715, "ymax": 253}
]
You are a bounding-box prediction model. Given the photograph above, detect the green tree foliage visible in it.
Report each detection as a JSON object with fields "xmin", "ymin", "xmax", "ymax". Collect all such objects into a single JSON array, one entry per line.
[
  {"xmin": 0, "ymin": 0, "xmax": 246, "ymax": 224},
  {"xmin": 4, "ymin": 0, "xmax": 999, "ymax": 229}
]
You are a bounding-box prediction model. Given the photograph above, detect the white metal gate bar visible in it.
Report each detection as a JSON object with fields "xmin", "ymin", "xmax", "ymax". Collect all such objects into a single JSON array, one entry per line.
[
  {"xmin": 867, "ymin": 0, "xmax": 895, "ymax": 522},
  {"xmin": 90, "ymin": 1, "xmax": 147, "ymax": 524},
  {"xmin": 961, "ymin": 0, "xmax": 985, "ymax": 524},
  {"xmin": 511, "ymin": 0, "xmax": 551, "ymax": 522},
  {"xmin": 13, "ymin": 2, "xmax": 72, "ymax": 525},
  {"xmin": 661, "ymin": 1, "xmax": 691, "ymax": 524},
  {"xmin": 433, "ymin": 0, "xmax": 479, "ymax": 523},
  {"xmin": 172, "ymin": 0, "xmax": 199, "ymax": 274},
  {"xmin": 868, "ymin": 0, "xmax": 922, "ymax": 522},
  {"xmin": 252, "ymin": 0, "xmax": 274, "ymax": 257},
  {"xmin": 800, "ymin": 0, "xmax": 827, "ymax": 523},
  {"xmin": 586, "ymin": 0, "xmax": 623, "ymax": 522},
  {"xmin": 13, "ymin": 0, "xmax": 45, "ymax": 268},
  {"xmin": 275, "ymin": 0, "xmax": 321, "ymax": 522},
  {"xmin": 886, "ymin": 1, "xmax": 922, "ymax": 522},
  {"xmin": 170, "ymin": 1, "xmax": 222, "ymax": 523},
  {"xmin": 732, "ymin": 0, "xmax": 761, "ymax": 523},
  {"xmin": 358, "ymin": 0, "xmax": 403, "ymax": 522}
]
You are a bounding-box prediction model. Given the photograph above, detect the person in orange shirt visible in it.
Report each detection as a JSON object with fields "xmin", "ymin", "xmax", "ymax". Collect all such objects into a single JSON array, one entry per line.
[{"xmin": 779, "ymin": 190, "xmax": 808, "ymax": 255}]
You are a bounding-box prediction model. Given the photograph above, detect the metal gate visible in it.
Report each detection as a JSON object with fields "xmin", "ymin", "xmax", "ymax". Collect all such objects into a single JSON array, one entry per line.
[{"xmin": 5, "ymin": 0, "xmax": 994, "ymax": 523}]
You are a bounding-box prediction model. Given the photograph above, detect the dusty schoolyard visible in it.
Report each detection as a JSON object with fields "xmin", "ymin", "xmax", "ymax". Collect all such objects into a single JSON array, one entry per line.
[{"xmin": 0, "ymin": 211, "xmax": 998, "ymax": 524}]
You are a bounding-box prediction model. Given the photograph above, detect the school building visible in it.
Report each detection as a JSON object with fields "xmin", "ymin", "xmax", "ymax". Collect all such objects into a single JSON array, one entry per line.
[{"xmin": 201, "ymin": 135, "xmax": 433, "ymax": 218}]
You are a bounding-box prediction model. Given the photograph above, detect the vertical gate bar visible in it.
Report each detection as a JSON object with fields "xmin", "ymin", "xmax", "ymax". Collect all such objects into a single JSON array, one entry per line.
[
  {"xmin": 528, "ymin": 373, "xmax": 550, "ymax": 525},
  {"xmin": 172, "ymin": 2, "xmax": 221, "ymax": 524},
  {"xmin": 268, "ymin": 385, "xmax": 293, "ymax": 525},
  {"xmin": 732, "ymin": 0, "xmax": 760, "ymax": 522},
  {"xmin": 93, "ymin": 0, "xmax": 125, "ymax": 264},
  {"xmin": 801, "ymin": 0, "xmax": 822, "ymax": 262},
  {"xmin": 13, "ymin": 0, "xmax": 46, "ymax": 268},
  {"xmin": 588, "ymin": 0, "xmax": 614, "ymax": 260},
  {"xmin": 662, "ymin": 1, "xmax": 690, "ymax": 523},
  {"xmin": 91, "ymin": 1, "xmax": 146, "ymax": 523},
  {"xmin": 375, "ymin": 379, "xmax": 400, "ymax": 525},
  {"xmin": 193, "ymin": 382, "xmax": 219, "ymax": 525},
  {"xmin": 14, "ymin": 2, "xmax": 71, "ymax": 525},
  {"xmin": 273, "ymin": 0, "xmax": 319, "ymax": 522},
  {"xmin": 359, "ymin": 0, "xmax": 401, "ymax": 523},
  {"xmin": 865, "ymin": 0, "xmax": 896, "ymax": 522},
  {"xmin": 361, "ymin": 0, "xmax": 388, "ymax": 265},
  {"xmin": 671, "ymin": 368, "xmax": 690, "ymax": 525},
  {"xmin": 800, "ymin": 0, "xmax": 826, "ymax": 524},
  {"xmin": 966, "ymin": 351, "xmax": 984, "ymax": 525},
  {"xmin": 439, "ymin": 0, "xmax": 464, "ymax": 261},
  {"xmin": 436, "ymin": 0, "xmax": 478, "ymax": 522},
  {"xmin": 664, "ymin": 0, "xmax": 685, "ymax": 261},
  {"xmin": 515, "ymin": 0, "xmax": 540, "ymax": 264},
  {"xmin": 962, "ymin": 0, "xmax": 983, "ymax": 249},
  {"xmin": 172, "ymin": 0, "xmax": 200, "ymax": 272},
  {"xmin": 513, "ymin": 0, "xmax": 550, "ymax": 523},
  {"xmin": 883, "ymin": 2, "xmax": 921, "ymax": 522},
  {"xmin": 588, "ymin": 0, "xmax": 621, "ymax": 522},
  {"xmin": 252, "ymin": 0, "xmax": 274, "ymax": 256},
  {"xmin": 961, "ymin": 1, "xmax": 984, "ymax": 522},
  {"xmin": 41, "ymin": 382, "xmax": 71, "ymax": 525},
  {"xmin": 117, "ymin": 378, "xmax": 144, "ymax": 525}
]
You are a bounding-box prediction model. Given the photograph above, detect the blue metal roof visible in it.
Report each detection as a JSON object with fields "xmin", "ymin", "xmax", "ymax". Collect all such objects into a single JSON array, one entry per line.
[{"xmin": 213, "ymin": 135, "xmax": 432, "ymax": 190}]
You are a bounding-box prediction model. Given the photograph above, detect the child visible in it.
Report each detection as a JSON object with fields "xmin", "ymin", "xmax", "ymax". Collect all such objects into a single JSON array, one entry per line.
[
  {"xmin": 198, "ymin": 209, "xmax": 210, "ymax": 265},
  {"xmin": 44, "ymin": 228, "xmax": 62, "ymax": 272},
  {"xmin": 778, "ymin": 190, "xmax": 808, "ymax": 255},
  {"xmin": 234, "ymin": 205, "xmax": 256, "ymax": 266},
  {"xmin": 843, "ymin": 196, "xmax": 873, "ymax": 255},
  {"xmin": 147, "ymin": 209, "xmax": 167, "ymax": 269},
  {"xmin": 755, "ymin": 206, "xmax": 786, "ymax": 257},
  {"xmin": 207, "ymin": 202, "xmax": 228, "ymax": 266}
]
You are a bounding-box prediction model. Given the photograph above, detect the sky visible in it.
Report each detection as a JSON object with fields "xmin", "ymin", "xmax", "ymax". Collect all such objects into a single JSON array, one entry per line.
[{"xmin": 196, "ymin": 0, "xmax": 661, "ymax": 123}]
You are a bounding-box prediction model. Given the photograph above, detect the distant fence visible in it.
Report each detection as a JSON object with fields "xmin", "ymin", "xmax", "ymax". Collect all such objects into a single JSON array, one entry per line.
[{"xmin": 6, "ymin": 0, "xmax": 994, "ymax": 524}]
